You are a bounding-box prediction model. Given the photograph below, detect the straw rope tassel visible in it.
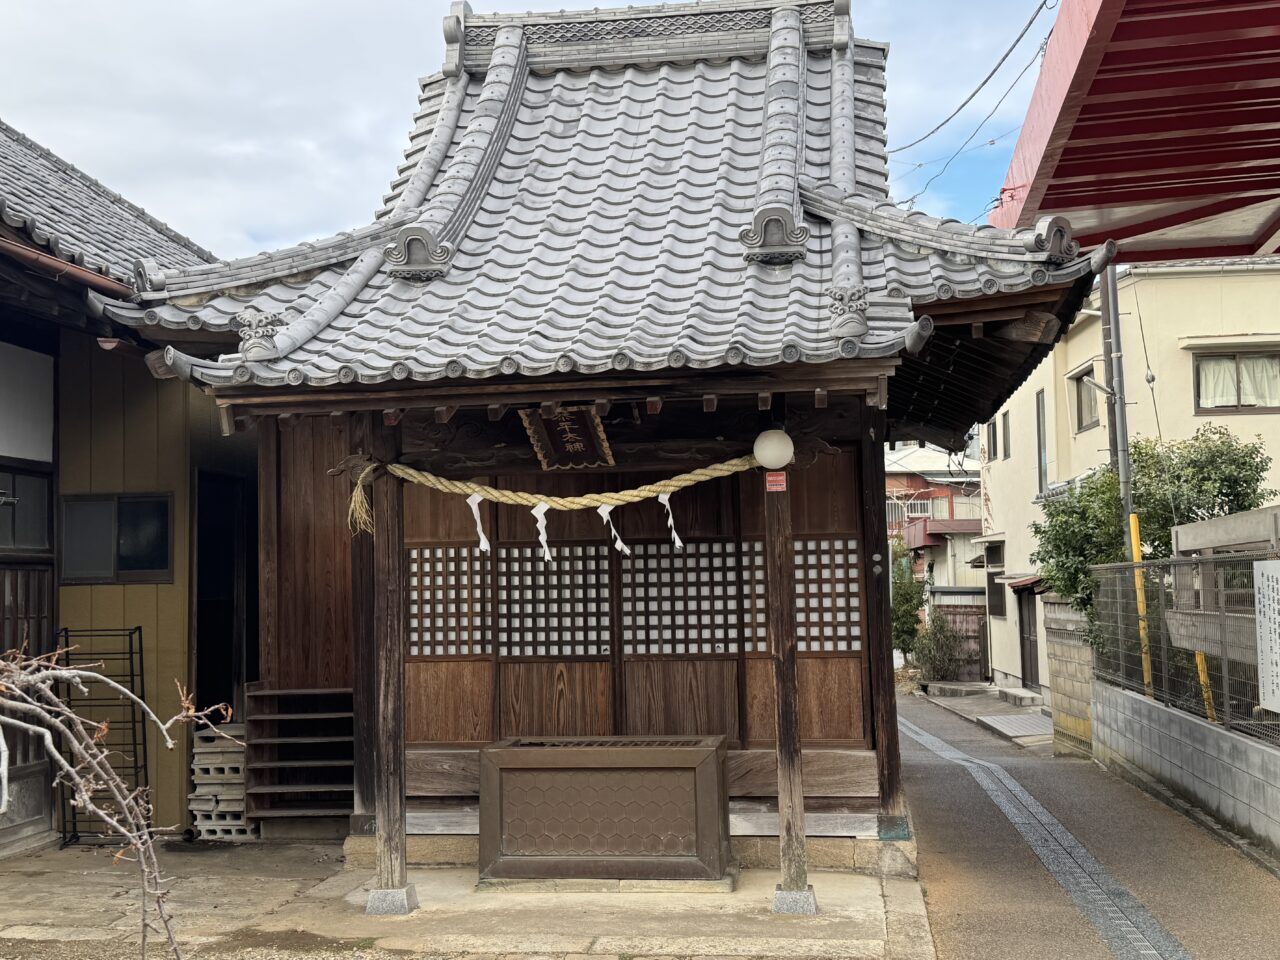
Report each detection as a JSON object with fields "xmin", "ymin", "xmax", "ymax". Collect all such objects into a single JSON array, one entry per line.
[{"xmin": 348, "ymin": 455, "xmax": 760, "ymax": 536}]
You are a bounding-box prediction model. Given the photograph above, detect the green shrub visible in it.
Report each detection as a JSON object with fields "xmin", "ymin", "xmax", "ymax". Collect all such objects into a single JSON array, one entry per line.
[{"xmin": 915, "ymin": 608, "xmax": 966, "ymax": 682}]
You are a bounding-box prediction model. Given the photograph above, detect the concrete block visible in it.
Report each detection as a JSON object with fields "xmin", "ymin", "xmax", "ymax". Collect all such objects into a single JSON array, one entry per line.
[
  {"xmin": 772, "ymin": 884, "xmax": 818, "ymax": 915},
  {"xmin": 366, "ymin": 884, "xmax": 419, "ymax": 915}
]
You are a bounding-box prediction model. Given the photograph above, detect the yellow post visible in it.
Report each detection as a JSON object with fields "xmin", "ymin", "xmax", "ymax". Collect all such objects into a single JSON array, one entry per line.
[
  {"xmin": 1129, "ymin": 514, "xmax": 1155, "ymax": 699},
  {"xmin": 1196, "ymin": 651, "xmax": 1218, "ymax": 722}
]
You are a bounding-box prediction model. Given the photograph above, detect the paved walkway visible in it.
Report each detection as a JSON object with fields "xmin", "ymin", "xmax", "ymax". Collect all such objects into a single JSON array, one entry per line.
[
  {"xmin": 0, "ymin": 841, "xmax": 933, "ymax": 959},
  {"xmin": 901, "ymin": 696, "xmax": 1280, "ymax": 960}
]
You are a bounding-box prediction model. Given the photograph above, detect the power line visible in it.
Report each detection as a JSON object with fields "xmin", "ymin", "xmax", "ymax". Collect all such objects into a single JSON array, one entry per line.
[
  {"xmin": 888, "ymin": 0, "xmax": 1054, "ymax": 155},
  {"xmin": 902, "ymin": 36, "xmax": 1049, "ymax": 209},
  {"xmin": 889, "ymin": 126, "xmax": 1022, "ymax": 185}
]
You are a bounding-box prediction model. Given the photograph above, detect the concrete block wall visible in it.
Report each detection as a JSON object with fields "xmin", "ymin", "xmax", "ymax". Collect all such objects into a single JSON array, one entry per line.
[
  {"xmin": 1093, "ymin": 682, "xmax": 1280, "ymax": 854},
  {"xmin": 1044, "ymin": 597, "xmax": 1092, "ymax": 756}
]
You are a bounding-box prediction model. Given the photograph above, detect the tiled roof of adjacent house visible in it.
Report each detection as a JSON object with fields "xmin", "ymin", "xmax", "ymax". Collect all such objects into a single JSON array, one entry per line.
[
  {"xmin": 0, "ymin": 118, "xmax": 215, "ymax": 279},
  {"xmin": 92, "ymin": 0, "xmax": 1102, "ymax": 389}
]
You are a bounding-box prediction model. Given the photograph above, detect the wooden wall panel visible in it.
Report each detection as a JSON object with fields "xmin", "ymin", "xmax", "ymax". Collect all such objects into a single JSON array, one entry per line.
[
  {"xmin": 495, "ymin": 473, "xmax": 611, "ymax": 544},
  {"xmin": 404, "ymin": 745, "xmax": 878, "ymax": 798},
  {"xmin": 406, "ymin": 660, "xmax": 494, "ymax": 743},
  {"xmin": 622, "ymin": 659, "xmax": 739, "ymax": 740},
  {"xmin": 744, "ymin": 656, "xmax": 865, "ymax": 746},
  {"xmin": 499, "ymin": 661, "xmax": 612, "ymax": 737},
  {"xmin": 739, "ymin": 450, "xmax": 860, "ymax": 538},
  {"xmin": 274, "ymin": 416, "xmax": 354, "ymax": 689},
  {"xmin": 405, "ymin": 481, "xmax": 488, "ymax": 544},
  {"xmin": 620, "ymin": 473, "xmax": 736, "ymax": 540}
]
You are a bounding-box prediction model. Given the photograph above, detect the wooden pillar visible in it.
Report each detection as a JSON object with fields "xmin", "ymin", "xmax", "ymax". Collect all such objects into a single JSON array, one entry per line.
[
  {"xmin": 256, "ymin": 417, "xmax": 280, "ymax": 687},
  {"xmin": 859, "ymin": 406, "xmax": 906, "ymax": 826},
  {"xmin": 364, "ymin": 414, "xmax": 416, "ymax": 914},
  {"xmin": 764, "ymin": 464, "xmax": 816, "ymax": 914},
  {"xmin": 349, "ymin": 415, "xmax": 376, "ymax": 836}
]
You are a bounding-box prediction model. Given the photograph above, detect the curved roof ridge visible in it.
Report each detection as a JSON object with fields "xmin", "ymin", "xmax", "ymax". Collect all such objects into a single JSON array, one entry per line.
[{"xmin": 799, "ymin": 178, "xmax": 1081, "ymax": 263}]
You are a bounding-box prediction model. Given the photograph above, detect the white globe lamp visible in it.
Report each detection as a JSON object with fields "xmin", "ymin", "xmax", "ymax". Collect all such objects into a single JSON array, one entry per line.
[{"xmin": 753, "ymin": 429, "xmax": 794, "ymax": 470}]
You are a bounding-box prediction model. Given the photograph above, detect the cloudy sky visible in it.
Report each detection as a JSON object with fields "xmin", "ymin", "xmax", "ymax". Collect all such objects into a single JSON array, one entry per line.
[{"xmin": 1, "ymin": 0, "xmax": 1052, "ymax": 260}]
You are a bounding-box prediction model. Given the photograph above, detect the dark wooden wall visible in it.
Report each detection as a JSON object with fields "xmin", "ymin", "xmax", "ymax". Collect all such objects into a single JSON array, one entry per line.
[{"xmin": 259, "ymin": 416, "xmax": 354, "ymax": 689}]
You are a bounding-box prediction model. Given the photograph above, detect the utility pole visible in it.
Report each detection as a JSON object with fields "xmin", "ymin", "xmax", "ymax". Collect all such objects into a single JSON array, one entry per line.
[
  {"xmin": 1098, "ymin": 268, "xmax": 1120, "ymax": 474},
  {"xmin": 1102, "ymin": 263, "xmax": 1134, "ymax": 558},
  {"xmin": 1102, "ymin": 263, "xmax": 1155, "ymax": 698}
]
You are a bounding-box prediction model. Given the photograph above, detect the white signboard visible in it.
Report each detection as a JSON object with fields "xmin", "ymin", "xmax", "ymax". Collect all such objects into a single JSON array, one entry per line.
[{"xmin": 1256, "ymin": 559, "xmax": 1280, "ymax": 712}]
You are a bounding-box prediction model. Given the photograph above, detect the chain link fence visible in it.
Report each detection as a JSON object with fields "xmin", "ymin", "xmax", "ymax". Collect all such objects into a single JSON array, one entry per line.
[{"xmin": 1092, "ymin": 551, "xmax": 1280, "ymax": 748}]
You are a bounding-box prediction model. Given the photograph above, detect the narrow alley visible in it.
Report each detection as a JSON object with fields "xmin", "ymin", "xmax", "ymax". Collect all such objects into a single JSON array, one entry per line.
[{"xmin": 901, "ymin": 696, "xmax": 1280, "ymax": 960}]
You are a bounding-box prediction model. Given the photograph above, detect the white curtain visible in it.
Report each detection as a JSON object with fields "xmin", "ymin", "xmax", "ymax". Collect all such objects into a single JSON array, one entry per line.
[
  {"xmin": 1198, "ymin": 356, "xmax": 1238, "ymax": 408},
  {"xmin": 1239, "ymin": 355, "xmax": 1280, "ymax": 408}
]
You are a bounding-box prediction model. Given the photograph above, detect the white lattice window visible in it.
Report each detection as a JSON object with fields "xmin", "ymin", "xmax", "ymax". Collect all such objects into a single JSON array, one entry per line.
[
  {"xmin": 795, "ymin": 538, "xmax": 861, "ymax": 652},
  {"xmin": 408, "ymin": 545, "xmax": 489, "ymax": 657},
  {"xmin": 620, "ymin": 541, "xmax": 742, "ymax": 655},
  {"xmin": 495, "ymin": 544, "xmax": 611, "ymax": 658}
]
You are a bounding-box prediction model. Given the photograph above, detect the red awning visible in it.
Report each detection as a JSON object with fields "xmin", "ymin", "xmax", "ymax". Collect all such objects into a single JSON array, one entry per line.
[{"xmin": 992, "ymin": 0, "xmax": 1280, "ymax": 263}]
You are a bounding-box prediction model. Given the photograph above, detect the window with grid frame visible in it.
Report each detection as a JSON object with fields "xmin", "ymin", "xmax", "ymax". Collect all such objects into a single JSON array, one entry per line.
[
  {"xmin": 407, "ymin": 537, "xmax": 865, "ymax": 660},
  {"xmin": 1195, "ymin": 353, "xmax": 1280, "ymax": 413}
]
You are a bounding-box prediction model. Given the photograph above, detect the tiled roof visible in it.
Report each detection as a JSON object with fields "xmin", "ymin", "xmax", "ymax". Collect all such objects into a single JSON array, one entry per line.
[
  {"xmin": 0, "ymin": 118, "xmax": 214, "ymax": 280},
  {"xmin": 93, "ymin": 0, "xmax": 1103, "ymax": 389}
]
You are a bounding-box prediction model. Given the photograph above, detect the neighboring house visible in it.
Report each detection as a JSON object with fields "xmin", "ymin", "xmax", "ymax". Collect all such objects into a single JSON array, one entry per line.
[
  {"xmin": 981, "ymin": 257, "xmax": 1280, "ymax": 697},
  {"xmin": 0, "ymin": 118, "xmax": 253, "ymax": 855},
  {"xmin": 886, "ymin": 444, "xmax": 984, "ymax": 596}
]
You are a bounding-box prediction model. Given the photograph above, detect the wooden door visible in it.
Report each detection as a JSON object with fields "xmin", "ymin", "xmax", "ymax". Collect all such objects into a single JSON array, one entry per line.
[
  {"xmin": 0, "ymin": 564, "xmax": 55, "ymax": 853},
  {"xmin": 1018, "ymin": 589, "xmax": 1040, "ymax": 689}
]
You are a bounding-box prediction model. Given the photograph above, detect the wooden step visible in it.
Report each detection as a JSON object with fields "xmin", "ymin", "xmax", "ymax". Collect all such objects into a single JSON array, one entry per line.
[
  {"xmin": 247, "ymin": 783, "xmax": 353, "ymax": 795},
  {"xmin": 246, "ymin": 688, "xmax": 353, "ymax": 697},
  {"xmin": 247, "ymin": 759, "xmax": 354, "ymax": 770},
  {"xmin": 247, "ymin": 712, "xmax": 354, "ymax": 721},
  {"xmin": 249, "ymin": 736, "xmax": 354, "ymax": 745}
]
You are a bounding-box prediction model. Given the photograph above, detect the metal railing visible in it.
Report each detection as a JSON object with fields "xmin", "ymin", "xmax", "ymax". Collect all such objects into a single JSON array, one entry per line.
[{"xmin": 1092, "ymin": 551, "xmax": 1280, "ymax": 748}]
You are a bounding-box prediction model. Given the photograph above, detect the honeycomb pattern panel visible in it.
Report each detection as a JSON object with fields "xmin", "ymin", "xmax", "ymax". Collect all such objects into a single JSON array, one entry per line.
[{"xmin": 501, "ymin": 768, "xmax": 697, "ymax": 857}]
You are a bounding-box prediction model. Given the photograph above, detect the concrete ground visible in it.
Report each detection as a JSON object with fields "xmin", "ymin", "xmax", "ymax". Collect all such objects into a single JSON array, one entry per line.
[
  {"xmin": 923, "ymin": 687, "xmax": 1052, "ymax": 747},
  {"xmin": 901, "ymin": 695, "xmax": 1280, "ymax": 960},
  {"xmin": 0, "ymin": 841, "xmax": 934, "ymax": 959}
]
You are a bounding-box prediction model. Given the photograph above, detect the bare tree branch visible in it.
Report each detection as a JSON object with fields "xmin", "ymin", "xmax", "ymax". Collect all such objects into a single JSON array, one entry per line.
[{"xmin": 0, "ymin": 646, "xmax": 233, "ymax": 958}]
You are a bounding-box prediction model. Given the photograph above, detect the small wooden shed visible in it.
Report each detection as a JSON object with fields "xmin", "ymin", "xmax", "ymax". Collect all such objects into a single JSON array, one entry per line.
[{"xmin": 94, "ymin": 0, "xmax": 1109, "ymax": 912}]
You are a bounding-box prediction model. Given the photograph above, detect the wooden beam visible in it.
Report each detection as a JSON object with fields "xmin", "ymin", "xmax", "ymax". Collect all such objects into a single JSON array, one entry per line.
[
  {"xmin": 593, "ymin": 399, "xmax": 612, "ymax": 417},
  {"xmin": 350, "ymin": 414, "xmax": 377, "ymax": 836},
  {"xmin": 758, "ymin": 392, "xmax": 773, "ymax": 412},
  {"xmin": 763, "ymin": 461, "xmax": 810, "ymax": 905},
  {"xmin": 645, "ymin": 396, "xmax": 663, "ymax": 416},
  {"xmin": 433, "ymin": 405, "xmax": 456, "ymax": 425},
  {"xmin": 859, "ymin": 406, "xmax": 905, "ymax": 820},
  {"xmin": 703, "ymin": 394, "xmax": 719, "ymax": 413},
  {"xmin": 813, "ymin": 388, "xmax": 828, "ymax": 409},
  {"xmin": 971, "ymin": 322, "xmax": 984, "ymax": 340},
  {"xmin": 540, "ymin": 400, "xmax": 561, "ymax": 419},
  {"xmin": 368, "ymin": 417, "xmax": 411, "ymax": 902},
  {"xmin": 217, "ymin": 405, "xmax": 235, "ymax": 438},
  {"xmin": 487, "ymin": 403, "xmax": 507, "ymax": 422},
  {"xmin": 383, "ymin": 408, "xmax": 405, "ymax": 427}
]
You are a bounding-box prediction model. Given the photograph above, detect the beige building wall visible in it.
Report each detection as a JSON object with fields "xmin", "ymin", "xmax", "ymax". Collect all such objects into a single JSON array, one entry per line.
[
  {"xmin": 982, "ymin": 260, "xmax": 1280, "ymax": 693},
  {"xmin": 58, "ymin": 330, "xmax": 254, "ymax": 830}
]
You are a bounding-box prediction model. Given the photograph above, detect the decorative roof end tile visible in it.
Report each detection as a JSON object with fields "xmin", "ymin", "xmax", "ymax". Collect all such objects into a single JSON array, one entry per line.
[{"xmin": 384, "ymin": 225, "xmax": 455, "ymax": 282}]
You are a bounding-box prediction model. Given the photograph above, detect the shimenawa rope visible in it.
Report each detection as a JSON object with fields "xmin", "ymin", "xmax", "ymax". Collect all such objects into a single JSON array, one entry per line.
[{"xmin": 348, "ymin": 456, "xmax": 760, "ymax": 535}]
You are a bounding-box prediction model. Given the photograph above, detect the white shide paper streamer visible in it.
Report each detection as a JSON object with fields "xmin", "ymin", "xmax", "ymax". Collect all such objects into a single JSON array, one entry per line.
[
  {"xmin": 466, "ymin": 492, "xmax": 490, "ymax": 554},
  {"xmin": 531, "ymin": 502, "xmax": 553, "ymax": 562},
  {"xmin": 596, "ymin": 504, "xmax": 631, "ymax": 555},
  {"xmin": 657, "ymin": 492, "xmax": 684, "ymax": 551}
]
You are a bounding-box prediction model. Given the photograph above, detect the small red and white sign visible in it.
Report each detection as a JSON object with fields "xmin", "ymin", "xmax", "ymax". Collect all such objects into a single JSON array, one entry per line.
[{"xmin": 765, "ymin": 471, "xmax": 787, "ymax": 493}]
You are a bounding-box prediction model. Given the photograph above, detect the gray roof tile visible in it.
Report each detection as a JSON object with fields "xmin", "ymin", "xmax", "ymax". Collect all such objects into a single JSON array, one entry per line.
[
  {"xmin": 0, "ymin": 118, "xmax": 213, "ymax": 279},
  {"xmin": 96, "ymin": 0, "xmax": 1100, "ymax": 390}
]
